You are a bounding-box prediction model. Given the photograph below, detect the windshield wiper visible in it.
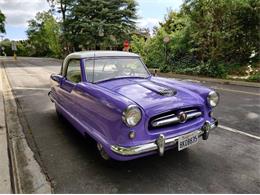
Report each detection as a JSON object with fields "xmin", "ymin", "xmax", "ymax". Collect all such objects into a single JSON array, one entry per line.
[{"xmin": 94, "ymin": 76, "xmax": 148, "ymax": 83}]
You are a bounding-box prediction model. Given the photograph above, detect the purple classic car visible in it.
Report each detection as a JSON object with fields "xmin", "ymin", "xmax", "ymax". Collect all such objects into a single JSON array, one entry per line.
[{"xmin": 49, "ymin": 51, "xmax": 219, "ymax": 161}]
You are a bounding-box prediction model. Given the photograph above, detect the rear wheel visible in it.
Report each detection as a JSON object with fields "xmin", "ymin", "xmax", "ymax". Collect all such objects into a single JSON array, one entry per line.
[
  {"xmin": 97, "ymin": 143, "xmax": 110, "ymax": 160},
  {"xmin": 56, "ymin": 106, "xmax": 64, "ymax": 120}
]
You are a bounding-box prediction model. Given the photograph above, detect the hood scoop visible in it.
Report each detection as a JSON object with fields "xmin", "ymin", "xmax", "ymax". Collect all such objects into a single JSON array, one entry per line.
[
  {"xmin": 138, "ymin": 81, "xmax": 177, "ymax": 97},
  {"xmin": 158, "ymin": 88, "xmax": 176, "ymax": 97}
]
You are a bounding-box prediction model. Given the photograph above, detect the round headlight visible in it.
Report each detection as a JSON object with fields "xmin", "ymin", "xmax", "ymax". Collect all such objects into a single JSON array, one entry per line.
[
  {"xmin": 122, "ymin": 105, "xmax": 142, "ymax": 127},
  {"xmin": 207, "ymin": 91, "xmax": 219, "ymax": 107}
]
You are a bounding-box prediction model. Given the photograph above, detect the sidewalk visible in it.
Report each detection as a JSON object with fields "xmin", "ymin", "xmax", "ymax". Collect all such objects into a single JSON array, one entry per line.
[
  {"xmin": 149, "ymin": 69, "xmax": 260, "ymax": 88},
  {"xmin": 0, "ymin": 62, "xmax": 12, "ymax": 193},
  {"xmin": 0, "ymin": 60, "xmax": 52, "ymax": 193}
]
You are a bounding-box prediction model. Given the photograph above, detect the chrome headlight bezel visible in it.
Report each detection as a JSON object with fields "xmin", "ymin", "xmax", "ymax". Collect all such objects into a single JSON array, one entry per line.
[
  {"xmin": 207, "ymin": 91, "xmax": 220, "ymax": 108},
  {"xmin": 122, "ymin": 105, "xmax": 142, "ymax": 127}
]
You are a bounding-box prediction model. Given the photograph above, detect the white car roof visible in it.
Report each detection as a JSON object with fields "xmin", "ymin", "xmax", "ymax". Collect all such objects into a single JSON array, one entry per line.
[
  {"xmin": 62, "ymin": 51, "xmax": 141, "ymax": 75},
  {"xmin": 66, "ymin": 51, "xmax": 140, "ymax": 59}
]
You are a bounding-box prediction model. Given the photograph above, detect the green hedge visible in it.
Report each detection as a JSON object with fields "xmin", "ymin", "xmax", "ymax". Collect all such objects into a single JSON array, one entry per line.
[{"xmin": 248, "ymin": 72, "xmax": 260, "ymax": 83}]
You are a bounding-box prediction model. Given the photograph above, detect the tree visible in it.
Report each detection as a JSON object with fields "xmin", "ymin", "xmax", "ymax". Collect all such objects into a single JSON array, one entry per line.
[
  {"xmin": 47, "ymin": 0, "xmax": 73, "ymax": 24},
  {"xmin": 65, "ymin": 0, "xmax": 138, "ymax": 50},
  {"xmin": 181, "ymin": 0, "xmax": 260, "ymax": 64},
  {"xmin": 143, "ymin": 28, "xmax": 169, "ymax": 70},
  {"xmin": 47, "ymin": 0, "xmax": 75, "ymax": 53},
  {"xmin": 159, "ymin": 10, "xmax": 186, "ymax": 34},
  {"xmin": 0, "ymin": 10, "xmax": 6, "ymax": 33},
  {"xmin": 0, "ymin": 39, "xmax": 12, "ymax": 56},
  {"xmin": 131, "ymin": 34, "xmax": 146, "ymax": 57},
  {"xmin": 132, "ymin": 10, "xmax": 193, "ymax": 71},
  {"xmin": 27, "ymin": 12, "xmax": 61, "ymax": 57},
  {"xmin": 131, "ymin": 0, "xmax": 259, "ymax": 78},
  {"xmin": 16, "ymin": 40, "xmax": 33, "ymax": 56}
]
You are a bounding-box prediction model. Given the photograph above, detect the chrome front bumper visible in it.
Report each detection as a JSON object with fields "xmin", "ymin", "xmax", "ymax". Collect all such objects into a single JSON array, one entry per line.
[{"xmin": 111, "ymin": 119, "xmax": 218, "ymax": 156}]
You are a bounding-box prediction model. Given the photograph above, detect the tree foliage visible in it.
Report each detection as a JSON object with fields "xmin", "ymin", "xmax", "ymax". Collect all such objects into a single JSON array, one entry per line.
[
  {"xmin": 181, "ymin": 0, "xmax": 259, "ymax": 64},
  {"xmin": 65, "ymin": 0, "xmax": 138, "ymax": 50},
  {"xmin": 47, "ymin": 0, "xmax": 73, "ymax": 23},
  {"xmin": 0, "ymin": 39, "xmax": 32, "ymax": 56},
  {"xmin": 0, "ymin": 10, "xmax": 6, "ymax": 33},
  {"xmin": 20, "ymin": 0, "xmax": 137, "ymax": 57},
  {"xmin": 47, "ymin": 0, "xmax": 75, "ymax": 53},
  {"xmin": 132, "ymin": 0, "xmax": 260, "ymax": 78},
  {"xmin": 16, "ymin": 0, "xmax": 259, "ymax": 79},
  {"xmin": 27, "ymin": 12, "xmax": 61, "ymax": 57}
]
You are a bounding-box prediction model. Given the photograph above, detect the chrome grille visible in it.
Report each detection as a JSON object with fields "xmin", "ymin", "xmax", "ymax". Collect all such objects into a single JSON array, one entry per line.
[{"xmin": 149, "ymin": 108, "xmax": 202, "ymax": 129}]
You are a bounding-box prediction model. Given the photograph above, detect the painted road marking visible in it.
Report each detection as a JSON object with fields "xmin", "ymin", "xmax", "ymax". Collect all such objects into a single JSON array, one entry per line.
[
  {"xmin": 219, "ymin": 125, "xmax": 260, "ymax": 140},
  {"xmin": 182, "ymin": 79, "xmax": 201, "ymax": 83},
  {"xmin": 178, "ymin": 78, "xmax": 260, "ymax": 96},
  {"xmin": 12, "ymin": 87, "xmax": 50, "ymax": 91},
  {"xmin": 213, "ymin": 87, "xmax": 260, "ymax": 96}
]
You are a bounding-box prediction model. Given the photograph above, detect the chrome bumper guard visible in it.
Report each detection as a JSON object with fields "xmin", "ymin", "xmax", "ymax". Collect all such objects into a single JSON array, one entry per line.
[{"xmin": 111, "ymin": 119, "xmax": 218, "ymax": 156}]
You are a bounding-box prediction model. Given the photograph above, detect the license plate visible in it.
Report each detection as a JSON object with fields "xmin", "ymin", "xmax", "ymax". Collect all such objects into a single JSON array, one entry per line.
[{"xmin": 178, "ymin": 131, "xmax": 199, "ymax": 151}]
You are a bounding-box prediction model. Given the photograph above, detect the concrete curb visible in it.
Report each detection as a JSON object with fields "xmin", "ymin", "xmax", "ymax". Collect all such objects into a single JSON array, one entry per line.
[
  {"xmin": 0, "ymin": 62, "xmax": 52, "ymax": 193},
  {"xmin": 0, "ymin": 61, "xmax": 12, "ymax": 193},
  {"xmin": 149, "ymin": 69, "xmax": 260, "ymax": 88}
]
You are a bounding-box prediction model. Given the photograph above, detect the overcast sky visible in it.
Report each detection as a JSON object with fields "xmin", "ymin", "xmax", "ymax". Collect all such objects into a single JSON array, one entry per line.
[{"xmin": 0, "ymin": 0, "xmax": 183, "ymax": 40}]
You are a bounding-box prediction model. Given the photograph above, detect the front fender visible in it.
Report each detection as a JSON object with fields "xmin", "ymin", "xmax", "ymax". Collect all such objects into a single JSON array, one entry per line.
[{"xmin": 76, "ymin": 83, "xmax": 141, "ymax": 146}]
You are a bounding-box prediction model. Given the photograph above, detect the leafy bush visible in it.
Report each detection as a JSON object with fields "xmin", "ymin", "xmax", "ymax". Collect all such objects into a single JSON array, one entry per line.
[
  {"xmin": 174, "ymin": 66, "xmax": 200, "ymax": 75},
  {"xmin": 174, "ymin": 62, "xmax": 227, "ymax": 78},
  {"xmin": 224, "ymin": 63, "xmax": 247, "ymax": 76},
  {"xmin": 159, "ymin": 64, "xmax": 171, "ymax": 73},
  {"xmin": 248, "ymin": 72, "xmax": 260, "ymax": 82},
  {"xmin": 203, "ymin": 63, "xmax": 228, "ymax": 78}
]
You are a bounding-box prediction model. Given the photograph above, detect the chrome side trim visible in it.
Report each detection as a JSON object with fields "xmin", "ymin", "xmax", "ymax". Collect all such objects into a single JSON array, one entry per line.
[
  {"xmin": 152, "ymin": 111, "xmax": 202, "ymax": 128},
  {"xmin": 111, "ymin": 119, "xmax": 218, "ymax": 156},
  {"xmin": 48, "ymin": 91, "xmax": 55, "ymax": 103}
]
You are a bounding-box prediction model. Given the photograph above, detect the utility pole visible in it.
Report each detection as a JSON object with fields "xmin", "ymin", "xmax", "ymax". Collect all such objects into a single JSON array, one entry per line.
[{"xmin": 163, "ymin": 36, "xmax": 170, "ymax": 67}]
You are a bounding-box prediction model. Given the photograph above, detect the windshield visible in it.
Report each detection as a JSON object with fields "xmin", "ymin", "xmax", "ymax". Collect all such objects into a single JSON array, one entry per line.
[{"xmin": 85, "ymin": 57, "xmax": 150, "ymax": 83}]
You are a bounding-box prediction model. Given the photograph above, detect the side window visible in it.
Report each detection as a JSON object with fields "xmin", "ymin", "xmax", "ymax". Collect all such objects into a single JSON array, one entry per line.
[{"xmin": 66, "ymin": 60, "xmax": 81, "ymax": 83}]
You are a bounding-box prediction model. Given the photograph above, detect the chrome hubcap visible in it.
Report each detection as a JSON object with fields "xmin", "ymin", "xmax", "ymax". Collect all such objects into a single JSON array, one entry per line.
[{"xmin": 97, "ymin": 143, "xmax": 110, "ymax": 160}]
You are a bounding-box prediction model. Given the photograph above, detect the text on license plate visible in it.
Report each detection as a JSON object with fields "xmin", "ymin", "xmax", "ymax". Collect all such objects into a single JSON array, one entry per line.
[{"xmin": 178, "ymin": 132, "xmax": 199, "ymax": 151}]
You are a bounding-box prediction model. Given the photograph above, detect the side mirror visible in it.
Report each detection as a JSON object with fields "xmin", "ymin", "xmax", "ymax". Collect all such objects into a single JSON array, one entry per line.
[{"xmin": 50, "ymin": 73, "xmax": 63, "ymax": 83}]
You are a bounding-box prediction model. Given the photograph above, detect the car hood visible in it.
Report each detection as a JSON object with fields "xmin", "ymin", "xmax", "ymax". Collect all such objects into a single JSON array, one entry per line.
[{"xmin": 98, "ymin": 77, "xmax": 210, "ymax": 117}]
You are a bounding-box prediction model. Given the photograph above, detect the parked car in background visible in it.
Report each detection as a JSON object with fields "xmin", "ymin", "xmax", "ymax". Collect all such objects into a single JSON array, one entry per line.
[{"xmin": 49, "ymin": 51, "xmax": 219, "ymax": 161}]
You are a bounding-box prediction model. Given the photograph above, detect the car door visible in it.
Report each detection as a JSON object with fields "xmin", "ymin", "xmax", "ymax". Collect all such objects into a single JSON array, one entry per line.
[
  {"xmin": 61, "ymin": 59, "xmax": 82, "ymax": 92},
  {"xmin": 58, "ymin": 59, "xmax": 84, "ymax": 120}
]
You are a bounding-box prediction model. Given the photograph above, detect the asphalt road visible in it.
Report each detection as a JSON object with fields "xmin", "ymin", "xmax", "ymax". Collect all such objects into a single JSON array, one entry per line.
[{"xmin": 2, "ymin": 57, "xmax": 260, "ymax": 193}]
